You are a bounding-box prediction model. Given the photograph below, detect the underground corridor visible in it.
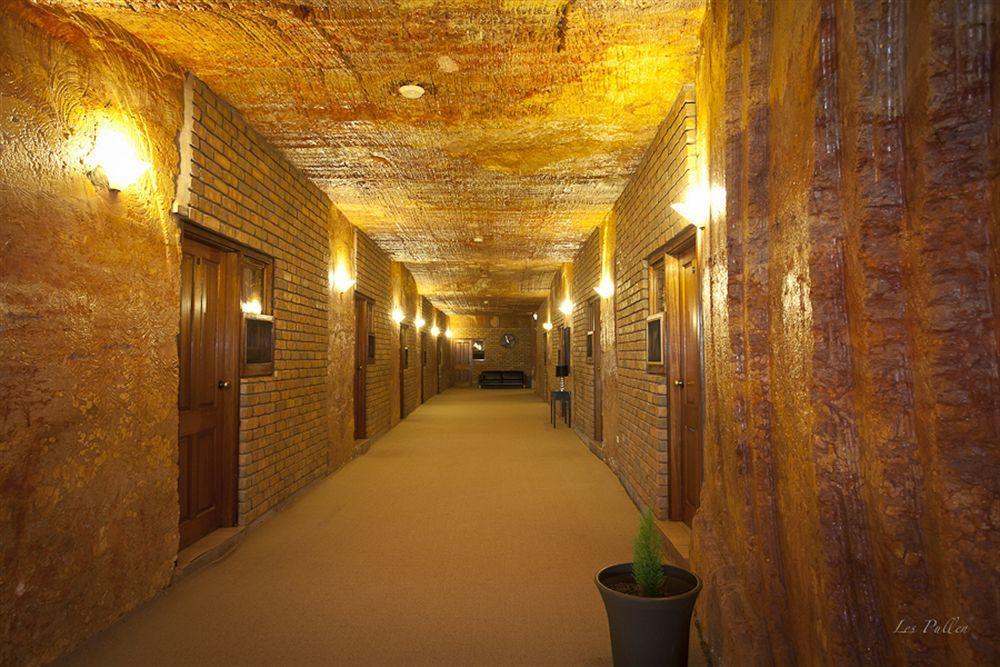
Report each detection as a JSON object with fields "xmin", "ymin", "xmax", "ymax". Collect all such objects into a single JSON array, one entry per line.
[{"xmin": 1, "ymin": 1, "xmax": 998, "ymax": 665}]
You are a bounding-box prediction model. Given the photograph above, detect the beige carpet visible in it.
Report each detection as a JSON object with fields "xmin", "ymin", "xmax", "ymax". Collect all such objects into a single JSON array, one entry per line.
[{"xmin": 61, "ymin": 389, "xmax": 677, "ymax": 666}]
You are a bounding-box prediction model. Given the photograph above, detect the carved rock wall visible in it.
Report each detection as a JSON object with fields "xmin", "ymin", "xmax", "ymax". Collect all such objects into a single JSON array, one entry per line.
[
  {"xmin": 692, "ymin": 0, "xmax": 999, "ymax": 664},
  {"xmin": 0, "ymin": 5, "xmax": 185, "ymax": 664}
]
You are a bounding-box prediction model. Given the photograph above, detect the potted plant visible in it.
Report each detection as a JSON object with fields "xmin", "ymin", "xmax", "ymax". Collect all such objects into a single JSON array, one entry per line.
[{"xmin": 596, "ymin": 508, "xmax": 702, "ymax": 666}]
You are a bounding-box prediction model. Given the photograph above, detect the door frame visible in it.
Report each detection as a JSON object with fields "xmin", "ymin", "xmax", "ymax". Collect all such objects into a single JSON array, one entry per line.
[
  {"xmin": 588, "ymin": 296, "xmax": 603, "ymax": 442},
  {"xmin": 399, "ymin": 323, "xmax": 409, "ymax": 419},
  {"xmin": 659, "ymin": 225, "xmax": 703, "ymax": 523},
  {"xmin": 354, "ymin": 293, "xmax": 372, "ymax": 439},
  {"xmin": 179, "ymin": 220, "xmax": 241, "ymax": 534}
]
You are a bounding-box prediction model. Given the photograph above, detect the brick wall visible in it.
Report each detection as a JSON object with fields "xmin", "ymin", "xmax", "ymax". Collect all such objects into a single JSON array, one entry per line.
[
  {"xmin": 176, "ymin": 75, "xmax": 332, "ymax": 523},
  {"xmin": 533, "ymin": 303, "xmax": 550, "ymax": 399},
  {"xmin": 356, "ymin": 230, "xmax": 392, "ymax": 440},
  {"xmin": 570, "ymin": 229, "xmax": 602, "ymax": 454},
  {"xmin": 436, "ymin": 310, "xmax": 453, "ymax": 391},
  {"xmin": 610, "ymin": 87, "xmax": 695, "ymax": 516},
  {"xmin": 394, "ymin": 263, "xmax": 420, "ymax": 420},
  {"xmin": 419, "ymin": 297, "xmax": 443, "ymax": 400},
  {"xmin": 448, "ymin": 314, "xmax": 535, "ymax": 385}
]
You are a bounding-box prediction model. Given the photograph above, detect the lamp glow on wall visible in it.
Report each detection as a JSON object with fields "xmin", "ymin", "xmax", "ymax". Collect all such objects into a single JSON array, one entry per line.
[
  {"xmin": 431, "ymin": 325, "xmax": 440, "ymax": 337},
  {"xmin": 241, "ymin": 299, "xmax": 263, "ymax": 315},
  {"xmin": 330, "ymin": 263, "xmax": 355, "ymax": 293},
  {"xmin": 559, "ymin": 298, "xmax": 573, "ymax": 316},
  {"xmin": 414, "ymin": 315, "xmax": 426, "ymax": 329},
  {"xmin": 542, "ymin": 321, "xmax": 553, "ymax": 331},
  {"xmin": 594, "ymin": 275, "xmax": 615, "ymax": 299},
  {"xmin": 391, "ymin": 307, "xmax": 405, "ymax": 324},
  {"xmin": 671, "ymin": 183, "xmax": 725, "ymax": 228},
  {"xmin": 445, "ymin": 329, "xmax": 453, "ymax": 339},
  {"xmin": 86, "ymin": 123, "xmax": 151, "ymax": 191}
]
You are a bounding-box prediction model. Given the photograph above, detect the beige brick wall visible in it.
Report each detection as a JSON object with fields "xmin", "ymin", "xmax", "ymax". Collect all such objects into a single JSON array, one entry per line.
[
  {"xmin": 448, "ymin": 314, "xmax": 535, "ymax": 386},
  {"xmin": 178, "ymin": 75, "xmax": 333, "ymax": 524},
  {"xmin": 570, "ymin": 229, "xmax": 602, "ymax": 453},
  {"xmin": 356, "ymin": 230, "xmax": 393, "ymax": 441},
  {"xmin": 610, "ymin": 86, "xmax": 695, "ymax": 516}
]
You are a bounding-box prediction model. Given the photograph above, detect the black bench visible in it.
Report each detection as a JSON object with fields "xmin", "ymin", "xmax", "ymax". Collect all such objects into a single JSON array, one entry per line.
[{"xmin": 478, "ymin": 370, "xmax": 526, "ymax": 389}]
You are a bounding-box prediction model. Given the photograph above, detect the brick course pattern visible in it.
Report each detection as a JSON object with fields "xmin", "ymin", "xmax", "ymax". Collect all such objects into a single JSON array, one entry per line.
[
  {"xmin": 356, "ymin": 230, "xmax": 393, "ymax": 441},
  {"xmin": 570, "ymin": 229, "xmax": 602, "ymax": 453},
  {"xmin": 448, "ymin": 314, "xmax": 535, "ymax": 386},
  {"xmin": 610, "ymin": 88, "xmax": 695, "ymax": 517},
  {"xmin": 177, "ymin": 75, "xmax": 332, "ymax": 524}
]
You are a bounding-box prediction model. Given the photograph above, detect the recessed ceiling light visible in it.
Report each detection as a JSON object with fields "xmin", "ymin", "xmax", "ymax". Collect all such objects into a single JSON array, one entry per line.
[
  {"xmin": 399, "ymin": 84, "xmax": 425, "ymax": 100},
  {"xmin": 473, "ymin": 236, "xmax": 484, "ymax": 243}
]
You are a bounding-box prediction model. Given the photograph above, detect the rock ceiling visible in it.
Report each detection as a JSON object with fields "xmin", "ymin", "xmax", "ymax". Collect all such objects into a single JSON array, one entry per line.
[{"xmin": 47, "ymin": 0, "xmax": 703, "ymax": 313}]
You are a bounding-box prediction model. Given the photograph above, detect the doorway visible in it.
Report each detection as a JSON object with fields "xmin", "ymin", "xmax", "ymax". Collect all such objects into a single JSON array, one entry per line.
[
  {"xmin": 664, "ymin": 230, "xmax": 703, "ymax": 526},
  {"xmin": 178, "ymin": 230, "xmax": 238, "ymax": 550},
  {"xmin": 436, "ymin": 335, "xmax": 443, "ymax": 392},
  {"xmin": 399, "ymin": 324, "xmax": 410, "ymax": 419},
  {"xmin": 452, "ymin": 339, "xmax": 473, "ymax": 387},
  {"xmin": 587, "ymin": 297, "xmax": 603, "ymax": 442},
  {"xmin": 354, "ymin": 295, "xmax": 371, "ymax": 439},
  {"xmin": 420, "ymin": 330, "xmax": 428, "ymax": 403}
]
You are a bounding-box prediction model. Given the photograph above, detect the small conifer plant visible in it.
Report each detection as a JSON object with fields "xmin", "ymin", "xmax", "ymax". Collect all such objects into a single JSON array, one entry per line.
[{"xmin": 631, "ymin": 508, "xmax": 666, "ymax": 596}]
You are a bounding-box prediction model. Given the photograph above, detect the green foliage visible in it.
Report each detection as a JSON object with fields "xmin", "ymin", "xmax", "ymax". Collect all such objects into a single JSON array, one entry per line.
[{"xmin": 632, "ymin": 508, "xmax": 665, "ymax": 597}]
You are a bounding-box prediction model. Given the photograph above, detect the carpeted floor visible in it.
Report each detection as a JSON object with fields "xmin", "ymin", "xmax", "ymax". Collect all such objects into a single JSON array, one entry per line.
[{"xmin": 62, "ymin": 389, "xmax": 691, "ymax": 666}]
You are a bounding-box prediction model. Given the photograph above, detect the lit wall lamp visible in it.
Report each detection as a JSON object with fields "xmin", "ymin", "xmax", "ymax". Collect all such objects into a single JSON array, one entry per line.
[
  {"xmin": 87, "ymin": 123, "xmax": 150, "ymax": 191},
  {"xmin": 671, "ymin": 184, "xmax": 725, "ymax": 228},
  {"xmin": 559, "ymin": 298, "xmax": 573, "ymax": 316},
  {"xmin": 391, "ymin": 307, "xmax": 405, "ymax": 324},
  {"xmin": 594, "ymin": 275, "xmax": 615, "ymax": 299},
  {"xmin": 542, "ymin": 321, "xmax": 553, "ymax": 331},
  {"xmin": 241, "ymin": 299, "xmax": 263, "ymax": 315},
  {"xmin": 414, "ymin": 315, "xmax": 426, "ymax": 329},
  {"xmin": 445, "ymin": 329, "xmax": 453, "ymax": 339},
  {"xmin": 431, "ymin": 325, "xmax": 441, "ymax": 337},
  {"xmin": 532, "ymin": 313, "xmax": 538, "ymax": 321},
  {"xmin": 330, "ymin": 263, "xmax": 355, "ymax": 293}
]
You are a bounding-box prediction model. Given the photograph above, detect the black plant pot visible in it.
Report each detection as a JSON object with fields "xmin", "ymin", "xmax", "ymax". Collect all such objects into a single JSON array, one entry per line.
[{"xmin": 596, "ymin": 563, "xmax": 701, "ymax": 667}]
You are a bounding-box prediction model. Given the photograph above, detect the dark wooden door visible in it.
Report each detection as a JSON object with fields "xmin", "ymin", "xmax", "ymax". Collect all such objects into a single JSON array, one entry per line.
[
  {"xmin": 436, "ymin": 335, "xmax": 443, "ymax": 392},
  {"xmin": 453, "ymin": 339, "xmax": 472, "ymax": 387},
  {"xmin": 591, "ymin": 298, "xmax": 603, "ymax": 442},
  {"xmin": 420, "ymin": 331, "xmax": 428, "ymax": 403},
  {"xmin": 178, "ymin": 235, "xmax": 235, "ymax": 549},
  {"xmin": 677, "ymin": 242, "xmax": 702, "ymax": 525},
  {"xmin": 353, "ymin": 296, "xmax": 368, "ymax": 439},
  {"xmin": 399, "ymin": 324, "xmax": 408, "ymax": 419}
]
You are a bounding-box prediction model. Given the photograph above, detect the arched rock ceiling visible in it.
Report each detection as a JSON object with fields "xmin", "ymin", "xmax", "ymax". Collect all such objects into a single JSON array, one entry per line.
[{"xmin": 46, "ymin": 0, "xmax": 704, "ymax": 313}]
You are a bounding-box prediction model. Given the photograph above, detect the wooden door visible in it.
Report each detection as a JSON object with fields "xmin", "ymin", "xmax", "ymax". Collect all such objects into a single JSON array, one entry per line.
[
  {"xmin": 178, "ymin": 235, "xmax": 236, "ymax": 549},
  {"xmin": 436, "ymin": 335, "xmax": 443, "ymax": 393},
  {"xmin": 420, "ymin": 331, "xmax": 428, "ymax": 402},
  {"xmin": 590, "ymin": 298, "xmax": 603, "ymax": 442},
  {"xmin": 666, "ymin": 235, "xmax": 703, "ymax": 526},
  {"xmin": 399, "ymin": 324, "xmax": 408, "ymax": 419},
  {"xmin": 353, "ymin": 296, "xmax": 368, "ymax": 439},
  {"xmin": 452, "ymin": 339, "xmax": 472, "ymax": 387}
]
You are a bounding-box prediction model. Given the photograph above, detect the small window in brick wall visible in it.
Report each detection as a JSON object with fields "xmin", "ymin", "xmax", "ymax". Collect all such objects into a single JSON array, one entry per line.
[
  {"xmin": 240, "ymin": 252, "xmax": 274, "ymax": 377},
  {"xmin": 646, "ymin": 257, "xmax": 666, "ymax": 374}
]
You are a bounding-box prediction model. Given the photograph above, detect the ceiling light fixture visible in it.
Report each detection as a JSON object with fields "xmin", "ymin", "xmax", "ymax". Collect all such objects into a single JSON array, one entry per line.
[
  {"xmin": 398, "ymin": 84, "xmax": 425, "ymax": 100},
  {"xmin": 473, "ymin": 236, "xmax": 483, "ymax": 243}
]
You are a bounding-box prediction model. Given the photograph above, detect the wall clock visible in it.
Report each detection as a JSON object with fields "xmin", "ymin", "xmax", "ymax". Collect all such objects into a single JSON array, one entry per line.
[{"xmin": 500, "ymin": 332, "xmax": 517, "ymax": 348}]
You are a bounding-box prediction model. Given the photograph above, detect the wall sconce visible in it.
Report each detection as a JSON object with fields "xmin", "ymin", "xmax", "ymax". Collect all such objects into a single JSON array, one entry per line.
[
  {"xmin": 445, "ymin": 329, "xmax": 453, "ymax": 339},
  {"xmin": 414, "ymin": 315, "xmax": 426, "ymax": 329},
  {"xmin": 532, "ymin": 313, "xmax": 538, "ymax": 321},
  {"xmin": 330, "ymin": 264, "xmax": 355, "ymax": 293},
  {"xmin": 431, "ymin": 325, "xmax": 441, "ymax": 337},
  {"xmin": 559, "ymin": 298, "xmax": 573, "ymax": 316},
  {"xmin": 241, "ymin": 299, "xmax": 263, "ymax": 315},
  {"xmin": 594, "ymin": 275, "xmax": 615, "ymax": 299},
  {"xmin": 542, "ymin": 321, "xmax": 553, "ymax": 331},
  {"xmin": 671, "ymin": 184, "xmax": 725, "ymax": 228},
  {"xmin": 391, "ymin": 307, "xmax": 405, "ymax": 324},
  {"xmin": 87, "ymin": 123, "xmax": 151, "ymax": 191}
]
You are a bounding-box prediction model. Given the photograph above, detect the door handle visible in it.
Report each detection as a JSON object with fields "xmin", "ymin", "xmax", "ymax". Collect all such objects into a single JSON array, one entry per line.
[
  {"xmin": 218, "ymin": 380, "xmax": 231, "ymax": 389},
  {"xmin": 673, "ymin": 380, "xmax": 684, "ymax": 388}
]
